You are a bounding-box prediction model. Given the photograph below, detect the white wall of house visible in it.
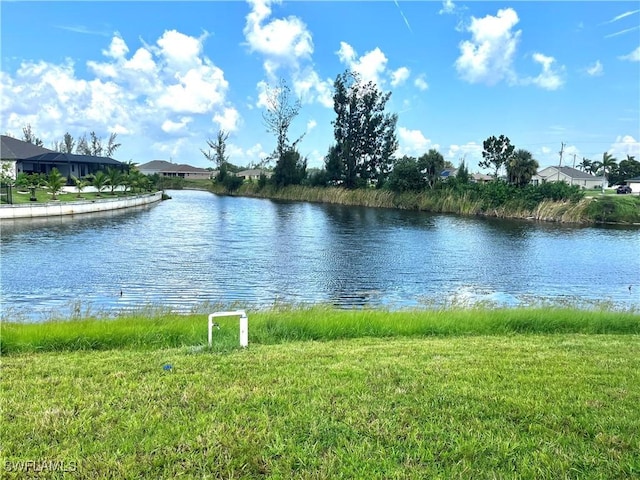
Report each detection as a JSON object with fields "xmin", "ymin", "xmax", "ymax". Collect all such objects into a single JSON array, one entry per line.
[
  {"xmin": 533, "ymin": 166, "xmax": 602, "ymax": 190},
  {"xmin": 627, "ymin": 180, "xmax": 640, "ymax": 194}
]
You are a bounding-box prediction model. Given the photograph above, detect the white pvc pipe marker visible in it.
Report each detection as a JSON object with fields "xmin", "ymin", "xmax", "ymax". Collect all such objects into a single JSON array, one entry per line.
[{"xmin": 208, "ymin": 310, "xmax": 248, "ymax": 348}]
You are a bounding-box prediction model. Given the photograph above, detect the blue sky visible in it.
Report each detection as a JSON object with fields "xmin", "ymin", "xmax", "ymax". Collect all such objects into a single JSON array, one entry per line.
[{"xmin": 1, "ymin": 1, "xmax": 639, "ymax": 171}]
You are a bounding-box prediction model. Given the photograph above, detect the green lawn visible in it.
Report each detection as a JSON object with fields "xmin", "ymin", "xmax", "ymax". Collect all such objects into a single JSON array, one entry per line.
[{"xmin": 2, "ymin": 309, "xmax": 639, "ymax": 478}]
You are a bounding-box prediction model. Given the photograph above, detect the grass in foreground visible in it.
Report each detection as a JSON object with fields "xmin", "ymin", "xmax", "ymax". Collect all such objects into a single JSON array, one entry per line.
[{"xmin": 2, "ymin": 335, "xmax": 639, "ymax": 479}]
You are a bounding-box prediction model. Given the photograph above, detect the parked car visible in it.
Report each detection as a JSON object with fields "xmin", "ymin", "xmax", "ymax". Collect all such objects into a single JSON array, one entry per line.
[{"xmin": 616, "ymin": 185, "xmax": 632, "ymax": 194}]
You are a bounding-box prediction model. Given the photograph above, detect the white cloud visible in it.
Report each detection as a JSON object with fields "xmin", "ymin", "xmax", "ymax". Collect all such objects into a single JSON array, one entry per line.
[
  {"xmin": 306, "ymin": 119, "xmax": 317, "ymax": 132},
  {"xmin": 292, "ymin": 68, "xmax": 334, "ymax": 108},
  {"xmin": 619, "ymin": 46, "xmax": 640, "ymax": 62},
  {"xmin": 103, "ymin": 34, "xmax": 129, "ymax": 59},
  {"xmin": 446, "ymin": 142, "xmax": 483, "ymax": 164},
  {"xmin": 337, "ymin": 42, "xmax": 356, "ymax": 64},
  {"xmin": 609, "ymin": 135, "xmax": 640, "ymax": 159},
  {"xmin": 397, "ymin": 127, "xmax": 438, "ymax": 157},
  {"xmin": 603, "ymin": 9, "xmax": 640, "ymax": 24},
  {"xmin": 336, "ymin": 41, "xmax": 391, "ymax": 86},
  {"xmin": 0, "ymin": 30, "xmax": 235, "ymax": 165},
  {"xmin": 528, "ymin": 53, "xmax": 565, "ymax": 90},
  {"xmin": 244, "ymin": 0, "xmax": 313, "ymax": 75},
  {"xmin": 439, "ymin": 0, "xmax": 456, "ymax": 15},
  {"xmin": 214, "ymin": 107, "xmax": 240, "ymax": 132},
  {"xmin": 391, "ymin": 67, "xmax": 410, "ymax": 87},
  {"xmin": 227, "ymin": 142, "xmax": 269, "ymax": 166},
  {"xmin": 414, "ymin": 74, "xmax": 428, "ymax": 91},
  {"xmin": 455, "ymin": 8, "xmax": 521, "ymax": 86},
  {"xmin": 161, "ymin": 117, "xmax": 192, "ymax": 134},
  {"xmin": 586, "ymin": 60, "xmax": 604, "ymax": 76}
]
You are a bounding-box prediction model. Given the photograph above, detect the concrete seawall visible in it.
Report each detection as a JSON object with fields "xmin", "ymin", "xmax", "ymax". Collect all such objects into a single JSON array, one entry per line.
[{"xmin": 0, "ymin": 192, "xmax": 163, "ymax": 219}]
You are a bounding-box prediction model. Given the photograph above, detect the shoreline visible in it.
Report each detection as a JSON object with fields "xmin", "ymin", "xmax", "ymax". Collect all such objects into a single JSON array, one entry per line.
[{"xmin": 0, "ymin": 191, "xmax": 163, "ymax": 219}]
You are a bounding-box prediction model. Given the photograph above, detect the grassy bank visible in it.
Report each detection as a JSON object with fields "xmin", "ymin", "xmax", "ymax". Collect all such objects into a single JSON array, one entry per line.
[
  {"xmin": 199, "ymin": 182, "xmax": 640, "ymax": 225},
  {"xmin": 2, "ymin": 334, "xmax": 639, "ymax": 478},
  {"xmin": 3, "ymin": 307, "xmax": 639, "ymax": 354}
]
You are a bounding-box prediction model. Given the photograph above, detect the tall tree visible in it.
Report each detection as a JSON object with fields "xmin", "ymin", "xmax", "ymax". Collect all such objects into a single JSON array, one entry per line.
[
  {"xmin": 202, "ymin": 130, "xmax": 230, "ymax": 180},
  {"xmin": 577, "ymin": 157, "xmax": 592, "ymax": 173},
  {"xmin": 22, "ymin": 124, "xmax": 44, "ymax": 146},
  {"xmin": 105, "ymin": 132, "xmax": 121, "ymax": 157},
  {"xmin": 506, "ymin": 149, "xmax": 539, "ymax": 187},
  {"xmin": 592, "ymin": 152, "xmax": 617, "ymax": 188},
  {"xmin": 89, "ymin": 131, "xmax": 103, "ymax": 157},
  {"xmin": 417, "ymin": 149, "xmax": 445, "ymax": 189},
  {"xmin": 76, "ymin": 134, "xmax": 91, "ymax": 155},
  {"xmin": 480, "ymin": 135, "xmax": 515, "ymax": 178},
  {"xmin": 387, "ymin": 156, "xmax": 425, "ymax": 192},
  {"xmin": 609, "ymin": 155, "xmax": 640, "ymax": 185},
  {"xmin": 330, "ymin": 70, "xmax": 398, "ymax": 189},
  {"xmin": 262, "ymin": 78, "xmax": 304, "ymax": 168},
  {"xmin": 272, "ymin": 149, "xmax": 307, "ymax": 187}
]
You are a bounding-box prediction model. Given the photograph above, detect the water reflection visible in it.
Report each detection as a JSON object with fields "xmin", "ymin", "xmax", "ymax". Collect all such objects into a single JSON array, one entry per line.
[{"xmin": 1, "ymin": 189, "xmax": 639, "ymax": 320}]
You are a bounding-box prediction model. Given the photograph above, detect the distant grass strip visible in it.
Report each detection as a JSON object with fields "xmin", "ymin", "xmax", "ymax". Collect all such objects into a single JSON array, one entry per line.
[
  {"xmin": 2, "ymin": 307, "xmax": 639, "ymax": 354},
  {"xmin": 2, "ymin": 335, "xmax": 639, "ymax": 478}
]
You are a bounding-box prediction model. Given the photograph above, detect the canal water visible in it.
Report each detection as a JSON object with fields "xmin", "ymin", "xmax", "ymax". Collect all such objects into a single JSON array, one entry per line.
[{"xmin": 1, "ymin": 189, "xmax": 638, "ymax": 320}]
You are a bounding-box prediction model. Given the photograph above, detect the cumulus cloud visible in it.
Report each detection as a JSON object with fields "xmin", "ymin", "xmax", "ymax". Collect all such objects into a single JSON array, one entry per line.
[
  {"xmin": 214, "ymin": 107, "xmax": 240, "ymax": 132},
  {"xmin": 455, "ymin": 8, "xmax": 521, "ymax": 86},
  {"xmin": 414, "ymin": 74, "xmax": 428, "ymax": 91},
  {"xmin": 446, "ymin": 142, "xmax": 483, "ymax": 164},
  {"xmin": 619, "ymin": 46, "xmax": 640, "ymax": 62},
  {"xmin": 291, "ymin": 67, "xmax": 333, "ymax": 108},
  {"xmin": 391, "ymin": 67, "xmax": 410, "ymax": 87},
  {"xmin": 337, "ymin": 42, "xmax": 389, "ymax": 86},
  {"xmin": 527, "ymin": 53, "xmax": 565, "ymax": 90},
  {"xmin": 161, "ymin": 117, "xmax": 193, "ymax": 134},
  {"xmin": 1, "ymin": 30, "xmax": 236, "ymax": 163},
  {"xmin": 397, "ymin": 127, "xmax": 438, "ymax": 157},
  {"xmin": 609, "ymin": 135, "xmax": 640, "ymax": 159},
  {"xmin": 586, "ymin": 60, "xmax": 604, "ymax": 76},
  {"xmin": 243, "ymin": 0, "xmax": 313, "ymax": 75}
]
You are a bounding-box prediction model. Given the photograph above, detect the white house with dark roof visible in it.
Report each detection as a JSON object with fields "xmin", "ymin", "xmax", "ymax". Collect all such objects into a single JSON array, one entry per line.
[
  {"xmin": 624, "ymin": 176, "xmax": 640, "ymax": 194},
  {"xmin": 137, "ymin": 160, "xmax": 212, "ymax": 180},
  {"xmin": 1, "ymin": 135, "xmax": 124, "ymax": 182},
  {"xmin": 532, "ymin": 166, "xmax": 602, "ymax": 190}
]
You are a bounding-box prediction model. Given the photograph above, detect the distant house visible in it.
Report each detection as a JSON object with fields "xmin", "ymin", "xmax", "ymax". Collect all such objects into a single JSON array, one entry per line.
[
  {"xmin": 236, "ymin": 169, "xmax": 272, "ymax": 181},
  {"xmin": 625, "ymin": 176, "xmax": 640, "ymax": 194},
  {"xmin": 471, "ymin": 173, "xmax": 493, "ymax": 184},
  {"xmin": 532, "ymin": 166, "xmax": 602, "ymax": 190},
  {"xmin": 1, "ymin": 135, "xmax": 124, "ymax": 183},
  {"xmin": 137, "ymin": 160, "xmax": 212, "ymax": 180},
  {"xmin": 440, "ymin": 168, "xmax": 457, "ymax": 181}
]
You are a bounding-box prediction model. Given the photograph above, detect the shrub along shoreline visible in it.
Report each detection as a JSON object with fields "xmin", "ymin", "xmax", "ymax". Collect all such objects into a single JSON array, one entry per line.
[{"xmin": 197, "ymin": 181, "xmax": 640, "ymax": 225}]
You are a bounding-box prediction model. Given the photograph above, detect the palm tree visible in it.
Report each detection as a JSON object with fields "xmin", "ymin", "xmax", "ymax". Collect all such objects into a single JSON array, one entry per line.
[
  {"xmin": 91, "ymin": 171, "xmax": 108, "ymax": 196},
  {"xmin": 105, "ymin": 167, "xmax": 122, "ymax": 195},
  {"xmin": 577, "ymin": 157, "xmax": 592, "ymax": 173},
  {"xmin": 592, "ymin": 152, "xmax": 618, "ymax": 190},
  {"xmin": 72, "ymin": 175, "xmax": 88, "ymax": 198},
  {"xmin": 45, "ymin": 168, "xmax": 66, "ymax": 200},
  {"xmin": 506, "ymin": 149, "xmax": 539, "ymax": 187}
]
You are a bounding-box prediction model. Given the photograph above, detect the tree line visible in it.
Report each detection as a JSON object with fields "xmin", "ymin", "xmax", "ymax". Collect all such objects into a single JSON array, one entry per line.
[
  {"xmin": 204, "ymin": 69, "xmax": 639, "ymax": 197},
  {"xmin": 20, "ymin": 124, "xmax": 122, "ymax": 158}
]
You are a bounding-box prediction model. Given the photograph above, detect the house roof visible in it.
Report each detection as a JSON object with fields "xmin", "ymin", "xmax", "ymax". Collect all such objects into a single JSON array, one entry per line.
[
  {"xmin": 542, "ymin": 166, "xmax": 598, "ymax": 180},
  {"xmin": 24, "ymin": 152, "xmax": 122, "ymax": 166},
  {"xmin": 1, "ymin": 135, "xmax": 53, "ymax": 160},
  {"xmin": 137, "ymin": 160, "xmax": 209, "ymax": 173}
]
